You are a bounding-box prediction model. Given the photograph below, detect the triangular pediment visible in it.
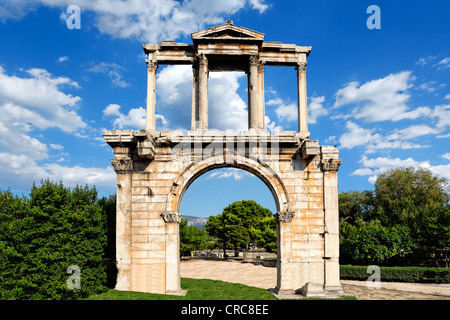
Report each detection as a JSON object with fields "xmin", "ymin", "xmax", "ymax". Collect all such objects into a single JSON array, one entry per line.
[{"xmin": 191, "ymin": 21, "xmax": 265, "ymax": 42}]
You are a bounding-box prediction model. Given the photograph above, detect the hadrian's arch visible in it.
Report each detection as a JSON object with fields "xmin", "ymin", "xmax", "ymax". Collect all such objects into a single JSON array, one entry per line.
[{"xmin": 104, "ymin": 21, "xmax": 346, "ymax": 298}]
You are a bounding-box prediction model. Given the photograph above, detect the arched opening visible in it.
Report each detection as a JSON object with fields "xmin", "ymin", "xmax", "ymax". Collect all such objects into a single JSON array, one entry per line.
[{"xmin": 178, "ymin": 167, "xmax": 279, "ymax": 290}]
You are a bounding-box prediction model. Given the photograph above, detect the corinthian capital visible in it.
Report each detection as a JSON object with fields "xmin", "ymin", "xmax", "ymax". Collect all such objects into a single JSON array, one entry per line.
[
  {"xmin": 296, "ymin": 62, "xmax": 307, "ymax": 73},
  {"xmin": 111, "ymin": 158, "xmax": 133, "ymax": 174},
  {"xmin": 198, "ymin": 53, "xmax": 208, "ymax": 67},
  {"xmin": 161, "ymin": 212, "xmax": 182, "ymax": 223},
  {"xmin": 321, "ymin": 158, "xmax": 342, "ymax": 172},
  {"xmin": 249, "ymin": 55, "xmax": 260, "ymax": 67},
  {"xmin": 146, "ymin": 59, "xmax": 158, "ymax": 71},
  {"xmin": 275, "ymin": 211, "xmax": 295, "ymax": 223}
]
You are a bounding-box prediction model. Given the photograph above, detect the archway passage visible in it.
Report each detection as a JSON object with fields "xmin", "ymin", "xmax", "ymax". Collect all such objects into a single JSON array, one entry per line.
[{"xmin": 178, "ymin": 167, "xmax": 278, "ymax": 283}]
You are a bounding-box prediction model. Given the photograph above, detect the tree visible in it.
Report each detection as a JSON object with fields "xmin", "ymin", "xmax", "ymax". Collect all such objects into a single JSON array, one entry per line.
[
  {"xmin": 206, "ymin": 200, "xmax": 276, "ymax": 261},
  {"xmin": 340, "ymin": 221, "xmax": 415, "ymax": 265},
  {"xmin": 374, "ymin": 167, "xmax": 448, "ymax": 226},
  {"xmin": 0, "ymin": 180, "xmax": 108, "ymax": 299},
  {"xmin": 374, "ymin": 167, "xmax": 449, "ymax": 247},
  {"xmin": 339, "ymin": 167, "xmax": 449, "ymax": 266},
  {"xmin": 339, "ymin": 190, "xmax": 374, "ymax": 223},
  {"xmin": 179, "ymin": 218, "xmax": 213, "ymax": 256}
]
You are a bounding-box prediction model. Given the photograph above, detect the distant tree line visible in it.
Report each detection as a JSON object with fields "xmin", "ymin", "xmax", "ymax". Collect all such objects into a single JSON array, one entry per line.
[{"xmin": 339, "ymin": 167, "xmax": 449, "ymax": 267}]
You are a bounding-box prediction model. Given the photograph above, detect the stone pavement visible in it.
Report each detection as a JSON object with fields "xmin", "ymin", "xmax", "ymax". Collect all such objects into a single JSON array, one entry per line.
[{"xmin": 180, "ymin": 259, "xmax": 450, "ymax": 300}]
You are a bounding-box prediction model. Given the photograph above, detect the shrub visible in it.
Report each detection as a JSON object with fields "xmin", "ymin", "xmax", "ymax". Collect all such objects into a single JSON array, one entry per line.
[
  {"xmin": 340, "ymin": 265, "xmax": 450, "ymax": 283},
  {"xmin": 340, "ymin": 223, "xmax": 415, "ymax": 265},
  {"xmin": 0, "ymin": 180, "xmax": 108, "ymax": 299}
]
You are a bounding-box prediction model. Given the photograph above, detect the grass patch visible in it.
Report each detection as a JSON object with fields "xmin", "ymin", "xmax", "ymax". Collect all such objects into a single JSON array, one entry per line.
[{"xmin": 86, "ymin": 278, "xmax": 278, "ymax": 300}]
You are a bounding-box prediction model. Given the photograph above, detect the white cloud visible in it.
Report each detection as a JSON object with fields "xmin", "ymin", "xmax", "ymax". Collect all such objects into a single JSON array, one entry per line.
[
  {"xmin": 0, "ymin": 152, "xmax": 116, "ymax": 189},
  {"xmin": 6, "ymin": 0, "xmax": 269, "ymax": 43},
  {"xmin": 445, "ymin": 94, "xmax": 450, "ymax": 100},
  {"xmin": 418, "ymin": 81, "xmax": 437, "ymax": 92},
  {"xmin": 103, "ymin": 103, "xmax": 169, "ymax": 130},
  {"xmin": 0, "ymin": 67, "xmax": 81, "ymax": 115},
  {"xmin": 339, "ymin": 121, "xmax": 438, "ymax": 152},
  {"xmin": 442, "ymin": 153, "xmax": 450, "ymax": 161},
  {"xmin": 0, "ymin": 0, "xmax": 37, "ymax": 22},
  {"xmin": 208, "ymin": 71, "xmax": 248, "ymax": 131},
  {"xmin": 333, "ymin": 71, "xmax": 426, "ymax": 122},
  {"xmin": 87, "ymin": 62, "xmax": 130, "ymax": 88},
  {"xmin": 156, "ymin": 65, "xmax": 193, "ymax": 105},
  {"xmin": 339, "ymin": 121, "xmax": 378, "ymax": 150},
  {"xmin": 429, "ymin": 104, "xmax": 450, "ymax": 128},
  {"xmin": 0, "ymin": 67, "xmax": 85, "ymax": 158},
  {"xmin": 434, "ymin": 57, "xmax": 450, "ymax": 69},
  {"xmin": 248, "ymin": 0, "xmax": 269, "ymax": 13},
  {"xmin": 57, "ymin": 56, "xmax": 69, "ymax": 63},
  {"xmin": 0, "ymin": 66, "xmax": 116, "ymax": 191},
  {"xmin": 155, "ymin": 65, "xmax": 249, "ymax": 132},
  {"xmin": 352, "ymin": 155, "xmax": 450, "ymax": 184},
  {"xmin": 272, "ymin": 100, "xmax": 297, "ymax": 123},
  {"xmin": 205, "ymin": 168, "xmax": 251, "ymax": 181},
  {"xmin": 308, "ymin": 96, "xmax": 328, "ymax": 124},
  {"xmin": 416, "ymin": 56, "xmax": 436, "ymax": 66},
  {"xmin": 265, "ymin": 115, "xmax": 283, "ymax": 133}
]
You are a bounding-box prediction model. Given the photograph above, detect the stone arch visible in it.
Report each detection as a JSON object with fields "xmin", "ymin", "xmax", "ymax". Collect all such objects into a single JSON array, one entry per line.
[{"xmin": 164, "ymin": 154, "xmax": 290, "ymax": 215}]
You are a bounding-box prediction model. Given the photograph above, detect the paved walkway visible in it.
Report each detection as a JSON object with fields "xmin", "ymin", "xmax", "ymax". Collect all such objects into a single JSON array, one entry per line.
[{"xmin": 180, "ymin": 259, "xmax": 450, "ymax": 300}]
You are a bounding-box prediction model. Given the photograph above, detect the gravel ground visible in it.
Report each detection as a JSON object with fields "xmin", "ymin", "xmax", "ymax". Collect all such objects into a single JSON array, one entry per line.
[{"xmin": 180, "ymin": 259, "xmax": 450, "ymax": 300}]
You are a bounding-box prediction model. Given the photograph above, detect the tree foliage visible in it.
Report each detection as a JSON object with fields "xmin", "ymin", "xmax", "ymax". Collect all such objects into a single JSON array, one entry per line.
[
  {"xmin": 206, "ymin": 200, "xmax": 276, "ymax": 260},
  {"xmin": 179, "ymin": 218, "xmax": 216, "ymax": 256},
  {"xmin": 0, "ymin": 180, "xmax": 109, "ymax": 299},
  {"xmin": 339, "ymin": 167, "xmax": 449, "ymax": 266}
]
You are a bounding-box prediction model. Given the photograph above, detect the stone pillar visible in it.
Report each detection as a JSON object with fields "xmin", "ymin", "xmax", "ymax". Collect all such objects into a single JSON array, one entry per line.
[
  {"xmin": 161, "ymin": 212, "xmax": 185, "ymax": 295},
  {"xmin": 248, "ymin": 55, "xmax": 260, "ymax": 130},
  {"xmin": 274, "ymin": 211, "xmax": 295, "ymax": 295},
  {"xmin": 257, "ymin": 62, "xmax": 265, "ymax": 129},
  {"xmin": 321, "ymin": 150, "xmax": 344, "ymax": 294},
  {"xmin": 191, "ymin": 61, "xmax": 199, "ymax": 130},
  {"xmin": 111, "ymin": 156, "xmax": 133, "ymax": 291},
  {"xmin": 296, "ymin": 62, "xmax": 310, "ymax": 139},
  {"xmin": 146, "ymin": 59, "xmax": 158, "ymax": 131},
  {"xmin": 198, "ymin": 54, "xmax": 209, "ymax": 129}
]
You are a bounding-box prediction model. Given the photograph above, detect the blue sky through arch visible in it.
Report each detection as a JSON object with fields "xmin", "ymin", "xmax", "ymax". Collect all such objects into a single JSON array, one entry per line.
[{"xmin": 180, "ymin": 168, "xmax": 277, "ymax": 218}]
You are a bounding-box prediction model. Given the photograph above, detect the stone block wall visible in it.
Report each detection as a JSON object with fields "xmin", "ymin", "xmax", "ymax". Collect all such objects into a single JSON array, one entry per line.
[{"xmin": 105, "ymin": 130, "xmax": 344, "ymax": 298}]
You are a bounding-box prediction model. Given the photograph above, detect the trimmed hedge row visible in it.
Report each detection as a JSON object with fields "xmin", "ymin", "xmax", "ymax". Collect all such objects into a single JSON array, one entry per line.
[{"xmin": 340, "ymin": 265, "xmax": 450, "ymax": 283}]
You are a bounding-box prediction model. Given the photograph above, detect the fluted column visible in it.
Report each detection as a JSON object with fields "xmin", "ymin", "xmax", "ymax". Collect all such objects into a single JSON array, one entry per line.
[
  {"xmin": 198, "ymin": 54, "xmax": 209, "ymax": 129},
  {"xmin": 296, "ymin": 62, "xmax": 309, "ymax": 139},
  {"xmin": 146, "ymin": 59, "xmax": 158, "ymax": 131}
]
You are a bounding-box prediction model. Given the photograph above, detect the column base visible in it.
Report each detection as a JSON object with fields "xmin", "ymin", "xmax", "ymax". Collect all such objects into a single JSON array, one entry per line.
[{"xmin": 166, "ymin": 289, "xmax": 188, "ymax": 296}]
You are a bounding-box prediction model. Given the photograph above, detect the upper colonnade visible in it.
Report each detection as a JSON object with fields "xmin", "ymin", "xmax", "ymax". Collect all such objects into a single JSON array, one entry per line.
[{"xmin": 142, "ymin": 20, "xmax": 312, "ymax": 139}]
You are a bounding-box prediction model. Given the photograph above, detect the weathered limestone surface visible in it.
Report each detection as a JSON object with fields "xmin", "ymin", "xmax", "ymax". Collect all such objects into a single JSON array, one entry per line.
[
  {"xmin": 105, "ymin": 130, "xmax": 344, "ymax": 298},
  {"xmin": 104, "ymin": 21, "xmax": 345, "ymax": 298}
]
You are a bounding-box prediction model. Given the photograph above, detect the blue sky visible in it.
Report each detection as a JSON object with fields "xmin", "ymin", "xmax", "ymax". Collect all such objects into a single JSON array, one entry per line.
[{"xmin": 0, "ymin": 0, "xmax": 449, "ymax": 217}]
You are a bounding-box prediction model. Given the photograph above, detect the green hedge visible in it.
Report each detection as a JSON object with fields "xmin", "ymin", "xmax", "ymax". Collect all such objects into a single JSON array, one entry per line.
[
  {"xmin": 340, "ymin": 265, "xmax": 450, "ymax": 283},
  {"xmin": 0, "ymin": 181, "xmax": 111, "ymax": 300}
]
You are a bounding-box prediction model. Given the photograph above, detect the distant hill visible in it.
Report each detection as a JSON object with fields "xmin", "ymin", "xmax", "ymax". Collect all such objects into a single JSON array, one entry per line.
[{"xmin": 182, "ymin": 215, "xmax": 208, "ymax": 229}]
